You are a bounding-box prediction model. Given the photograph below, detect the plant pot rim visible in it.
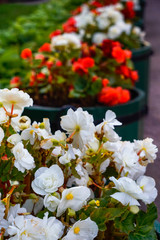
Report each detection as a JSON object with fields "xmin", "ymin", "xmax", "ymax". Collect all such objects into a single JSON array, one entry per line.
[
  {"xmin": 132, "ymin": 44, "xmax": 153, "ymax": 60},
  {"xmin": 24, "ymin": 88, "xmax": 145, "ymax": 118}
]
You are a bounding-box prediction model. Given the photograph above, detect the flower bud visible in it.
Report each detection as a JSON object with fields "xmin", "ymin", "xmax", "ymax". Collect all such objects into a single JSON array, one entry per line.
[
  {"xmin": 18, "ymin": 116, "xmax": 31, "ymax": 130},
  {"xmin": 68, "ymin": 208, "xmax": 76, "ymax": 217},
  {"xmin": 130, "ymin": 205, "xmax": 139, "ymax": 214}
]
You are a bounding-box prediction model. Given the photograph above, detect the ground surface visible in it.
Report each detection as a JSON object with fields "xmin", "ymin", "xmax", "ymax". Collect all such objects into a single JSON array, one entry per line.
[{"xmin": 144, "ymin": 0, "xmax": 160, "ymax": 220}]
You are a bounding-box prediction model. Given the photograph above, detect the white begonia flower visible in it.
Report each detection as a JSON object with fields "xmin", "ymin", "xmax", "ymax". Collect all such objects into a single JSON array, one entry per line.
[
  {"xmin": 7, "ymin": 215, "xmax": 45, "ymax": 240},
  {"xmin": 61, "ymin": 108, "xmax": 95, "ymax": 149},
  {"xmin": 52, "ymin": 130, "xmax": 66, "ymax": 141},
  {"xmin": 96, "ymin": 6, "xmax": 124, "ymax": 30},
  {"xmin": 7, "ymin": 134, "xmax": 21, "ymax": 145},
  {"xmin": 103, "ymin": 141, "xmax": 121, "ymax": 152},
  {"xmin": 112, "ymin": 143, "xmax": 146, "ymax": 179},
  {"xmin": 1, "ymin": 204, "xmax": 27, "ymax": 234},
  {"xmin": 97, "ymin": 124, "xmax": 121, "ymax": 142},
  {"xmin": 0, "ymin": 88, "xmax": 33, "ymax": 116},
  {"xmin": 100, "ymin": 158, "xmax": 110, "ymax": 173},
  {"xmin": 52, "ymin": 146, "xmax": 63, "ymax": 157},
  {"xmin": 114, "ymin": 3, "xmax": 124, "ymax": 10},
  {"xmin": 56, "ymin": 186, "xmax": 91, "ymax": 217},
  {"xmin": 96, "ymin": 110, "xmax": 122, "ymax": 132},
  {"xmin": 62, "ymin": 217, "xmax": 98, "ymax": 240},
  {"xmin": 118, "ymin": 22, "xmax": 132, "ymax": 35},
  {"xmin": 132, "ymin": 26, "xmax": 141, "ymax": 36},
  {"xmin": 92, "ymin": 32, "xmax": 108, "ymax": 44},
  {"xmin": 59, "ymin": 151, "xmax": 74, "ymax": 165},
  {"xmin": 23, "ymin": 197, "xmax": 44, "ymax": 215},
  {"xmin": 59, "ymin": 144, "xmax": 80, "ymax": 165},
  {"xmin": 67, "ymin": 162, "xmax": 90, "ymax": 187},
  {"xmin": 110, "ymin": 176, "xmax": 143, "ymax": 206},
  {"xmin": 21, "ymin": 121, "xmax": 50, "ymax": 145},
  {"xmin": 41, "ymin": 130, "xmax": 66, "ymax": 150},
  {"xmin": 21, "ymin": 126, "xmax": 37, "ymax": 145},
  {"xmin": 32, "ymin": 165, "xmax": 64, "ymax": 195},
  {"xmin": 96, "ymin": 14, "xmax": 110, "ymax": 30},
  {"xmin": 0, "ymin": 127, "xmax": 4, "ymax": 146},
  {"xmin": 8, "ymin": 212, "xmax": 64, "ymax": 240},
  {"xmin": 7, "ymin": 204, "xmax": 27, "ymax": 224},
  {"xmin": 75, "ymin": 5, "xmax": 95, "ymax": 29},
  {"xmin": 136, "ymin": 176, "xmax": 158, "ymax": 204},
  {"xmin": 41, "ymin": 212, "xmax": 64, "ymax": 240},
  {"xmin": 44, "ymin": 193, "xmax": 60, "ymax": 212},
  {"xmin": 87, "ymin": 138, "xmax": 99, "ymax": 152},
  {"xmin": 107, "ymin": 24, "xmax": 123, "ymax": 39},
  {"xmin": 0, "ymin": 194, "xmax": 5, "ymax": 221},
  {"xmin": 51, "ymin": 33, "xmax": 81, "ymax": 50},
  {"xmin": 12, "ymin": 142, "xmax": 35, "ymax": 173},
  {"xmin": 134, "ymin": 138, "xmax": 158, "ymax": 164},
  {"xmin": 0, "ymin": 108, "xmax": 8, "ymax": 124},
  {"xmin": 34, "ymin": 118, "xmax": 51, "ymax": 135}
]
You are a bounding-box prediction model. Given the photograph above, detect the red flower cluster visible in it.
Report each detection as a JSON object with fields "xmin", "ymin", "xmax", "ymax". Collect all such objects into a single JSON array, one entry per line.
[
  {"xmin": 122, "ymin": 1, "xmax": 135, "ymax": 19},
  {"xmin": 98, "ymin": 86, "xmax": 131, "ymax": 106},
  {"xmin": 62, "ymin": 17, "xmax": 77, "ymax": 33},
  {"xmin": 38, "ymin": 43, "xmax": 51, "ymax": 52},
  {"xmin": 101, "ymin": 40, "xmax": 132, "ymax": 64},
  {"xmin": 10, "ymin": 76, "xmax": 21, "ymax": 88},
  {"xmin": 117, "ymin": 65, "xmax": 138, "ymax": 82},
  {"xmin": 71, "ymin": 6, "xmax": 82, "ymax": 15},
  {"xmin": 90, "ymin": 0, "xmax": 119, "ymax": 8},
  {"xmin": 72, "ymin": 57, "xmax": 95, "ymax": 75},
  {"xmin": 49, "ymin": 29, "xmax": 61, "ymax": 39},
  {"xmin": 101, "ymin": 40, "xmax": 121, "ymax": 57},
  {"xmin": 21, "ymin": 48, "xmax": 32, "ymax": 59},
  {"xmin": 81, "ymin": 43, "xmax": 96, "ymax": 58}
]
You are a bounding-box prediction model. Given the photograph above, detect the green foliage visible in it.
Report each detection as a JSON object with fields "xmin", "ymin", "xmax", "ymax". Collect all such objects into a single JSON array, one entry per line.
[
  {"xmin": 0, "ymin": 0, "xmax": 86, "ymax": 84},
  {"xmin": 128, "ymin": 203, "xmax": 158, "ymax": 239}
]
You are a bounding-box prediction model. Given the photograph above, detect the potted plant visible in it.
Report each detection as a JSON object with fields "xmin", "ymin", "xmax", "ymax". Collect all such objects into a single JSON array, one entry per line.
[
  {"xmin": 0, "ymin": 88, "xmax": 159, "ymax": 239},
  {"xmin": 61, "ymin": 1, "xmax": 152, "ymax": 106},
  {"xmin": 12, "ymin": 36, "xmax": 145, "ymax": 140}
]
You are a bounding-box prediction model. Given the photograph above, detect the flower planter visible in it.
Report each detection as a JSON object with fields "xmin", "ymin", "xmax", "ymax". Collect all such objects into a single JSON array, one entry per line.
[
  {"xmin": 23, "ymin": 88, "xmax": 145, "ymax": 141},
  {"xmin": 132, "ymin": 45, "xmax": 153, "ymax": 109},
  {"xmin": 155, "ymin": 221, "xmax": 160, "ymax": 240},
  {"xmin": 136, "ymin": 0, "xmax": 146, "ymax": 20}
]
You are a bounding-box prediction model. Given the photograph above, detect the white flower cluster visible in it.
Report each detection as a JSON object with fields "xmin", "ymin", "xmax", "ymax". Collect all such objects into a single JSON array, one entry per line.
[
  {"xmin": 0, "ymin": 89, "xmax": 158, "ymax": 239},
  {"xmin": 71, "ymin": 3, "xmax": 143, "ymax": 44},
  {"xmin": 51, "ymin": 33, "xmax": 81, "ymax": 51}
]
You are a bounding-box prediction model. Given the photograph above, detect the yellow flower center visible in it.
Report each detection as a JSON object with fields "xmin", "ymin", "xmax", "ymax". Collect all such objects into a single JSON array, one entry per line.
[
  {"xmin": 142, "ymin": 147, "xmax": 146, "ymax": 152},
  {"xmin": 74, "ymin": 227, "xmax": 80, "ymax": 234},
  {"xmin": 140, "ymin": 185, "xmax": 144, "ymax": 191},
  {"xmin": 96, "ymin": 200, "xmax": 100, "ymax": 206},
  {"xmin": 21, "ymin": 230, "xmax": 27, "ymax": 236},
  {"xmin": 30, "ymin": 130, "xmax": 34, "ymax": 135},
  {"xmin": 39, "ymin": 122, "xmax": 45, "ymax": 129},
  {"xmin": 75, "ymin": 125, "xmax": 80, "ymax": 132},
  {"xmin": 66, "ymin": 193, "xmax": 74, "ymax": 200}
]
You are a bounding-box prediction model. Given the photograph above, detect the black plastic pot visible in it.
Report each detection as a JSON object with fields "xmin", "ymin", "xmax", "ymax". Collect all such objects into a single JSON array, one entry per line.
[
  {"xmin": 155, "ymin": 221, "xmax": 160, "ymax": 240},
  {"xmin": 132, "ymin": 44, "xmax": 153, "ymax": 109}
]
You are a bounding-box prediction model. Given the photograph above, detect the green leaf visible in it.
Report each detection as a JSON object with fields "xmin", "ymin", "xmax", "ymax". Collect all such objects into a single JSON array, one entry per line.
[
  {"xmin": 88, "ymin": 79, "xmax": 102, "ymax": 96},
  {"xmin": 115, "ymin": 212, "xmax": 135, "ymax": 234},
  {"xmin": 128, "ymin": 203, "xmax": 158, "ymax": 239},
  {"xmin": 129, "ymin": 227, "xmax": 158, "ymax": 240},
  {"xmin": 90, "ymin": 207, "xmax": 127, "ymax": 230}
]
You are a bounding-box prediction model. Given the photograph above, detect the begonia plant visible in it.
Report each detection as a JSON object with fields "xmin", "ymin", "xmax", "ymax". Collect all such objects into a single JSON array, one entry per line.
[
  {"xmin": 63, "ymin": 1, "xmax": 145, "ymax": 49},
  {"xmin": 0, "ymin": 88, "xmax": 158, "ymax": 240},
  {"xmin": 12, "ymin": 33, "xmax": 138, "ymax": 107}
]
